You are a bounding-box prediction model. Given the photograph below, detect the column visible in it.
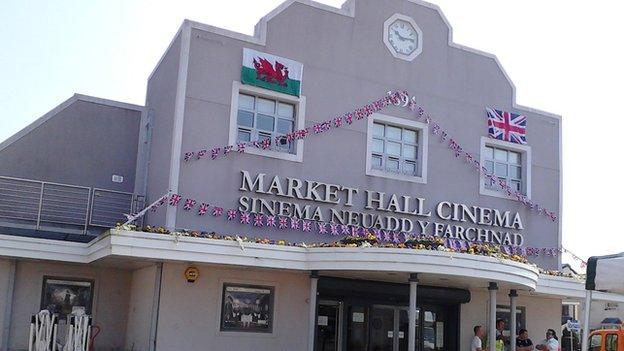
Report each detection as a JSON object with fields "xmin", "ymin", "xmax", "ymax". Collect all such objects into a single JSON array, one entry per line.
[
  {"xmin": 509, "ymin": 290, "xmax": 518, "ymax": 351},
  {"xmin": 149, "ymin": 263, "xmax": 163, "ymax": 351},
  {"xmin": 408, "ymin": 273, "xmax": 419, "ymax": 351},
  {"xmin": 308, "ymin": 271, "xmax": 319, "ymax": 351},
  {"xmin": 581, "ymin": 290, "xmax": 592, "ymax": 351},
  {"xmin": 1, "ymin": 260, "xmax": 16, "ymax": 351},
  {"xmin": 489, "ymin": 282, "xmax": 499, "ymax": 351}
]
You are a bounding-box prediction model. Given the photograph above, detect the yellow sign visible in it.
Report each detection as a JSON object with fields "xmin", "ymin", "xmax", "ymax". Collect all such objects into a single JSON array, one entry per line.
[{"xmin": 184, "ymin": 266, "xmax": 199, "ymax": 283}]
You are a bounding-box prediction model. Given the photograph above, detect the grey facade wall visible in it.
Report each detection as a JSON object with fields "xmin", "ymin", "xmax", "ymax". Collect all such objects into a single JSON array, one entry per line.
[
  {"xmin": 149, "ymin": 0, "xmax": 560, "ymax": 268},
  {"xmin": 143, "ymin": 33, "xmax": 182, "ymax": 227},
  {"xmin": 0, "ymin": 100, "xmax": 141, "ymax": 193},
  {"xmin": 155, "ymin": 262, "xmax": 310, "ymax": 351},
  {"xmin": 7, "ymin": 260, "xmax": 131, "ymax": 351}
]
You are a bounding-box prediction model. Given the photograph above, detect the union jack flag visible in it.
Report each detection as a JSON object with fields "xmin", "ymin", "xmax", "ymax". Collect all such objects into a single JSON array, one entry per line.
[
  {"xmin": 486, "ymin": 107, "xmax": 527, "ymax": 144},
  {"xmin": 266, "ymin": 215, "xmax": 276, "ymax": 227},
  {"xmin": 317, "ymin": 223, "xmax": 327, "ymax": 234}
]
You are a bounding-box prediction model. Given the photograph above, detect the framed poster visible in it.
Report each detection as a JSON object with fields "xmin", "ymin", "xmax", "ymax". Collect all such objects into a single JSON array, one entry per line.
[
  {"xmin": 40, "ymin": 276, "xmax": 94, "ymax": 320},
  {"xmin": 220, "ymin": 283, "xmax": 274, "ymax": 333}
]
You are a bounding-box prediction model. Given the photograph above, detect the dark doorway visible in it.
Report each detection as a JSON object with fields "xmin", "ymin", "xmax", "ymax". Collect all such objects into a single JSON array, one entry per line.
[{"xmin": 317, "ymin": 277, "xmax": 468, "ymax": 351}]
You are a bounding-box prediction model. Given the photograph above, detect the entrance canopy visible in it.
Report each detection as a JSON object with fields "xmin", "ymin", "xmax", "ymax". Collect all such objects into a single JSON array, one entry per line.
[{"xmin": 586, "ymin": 252, "xmax": 624, "ymax": 294}]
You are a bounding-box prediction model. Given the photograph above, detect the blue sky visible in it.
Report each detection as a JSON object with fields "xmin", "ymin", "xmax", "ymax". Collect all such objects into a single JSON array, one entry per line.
[{"xmin": 2, "ymin": 0, "xmax": 623, "ymax": 269}]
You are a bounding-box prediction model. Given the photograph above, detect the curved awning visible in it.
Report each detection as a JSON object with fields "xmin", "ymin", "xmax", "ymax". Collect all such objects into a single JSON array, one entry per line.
[{"xmin": 100, "ymin": 230, "xmax": 540, "ymax": 290}]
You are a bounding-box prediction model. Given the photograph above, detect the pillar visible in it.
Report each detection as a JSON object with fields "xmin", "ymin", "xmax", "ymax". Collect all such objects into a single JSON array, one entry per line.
[
  {"xmin": 489, "ymin": 282, "xmax": 499, "ymax": 351},
  {"xmin": 308, "ymin": 271, "xmax": 319, "ymax": 351},
  {"xmin": 581, "ymin": 290, "xmax": 592, "ymax": 351},
  {"xmin": 409, "ymin": 273, "xmax": 419, "ymax": 351},
  {"xmin": 509, "ymin": 289, "xmax": 518, "ymax": 351},
  {"xmin": 149, "ymin": 262, "xmax": 163, "ymax": 351},
  {"xmin": 1, "ymin": 260, "xmax": 16, "ymax": 351}
]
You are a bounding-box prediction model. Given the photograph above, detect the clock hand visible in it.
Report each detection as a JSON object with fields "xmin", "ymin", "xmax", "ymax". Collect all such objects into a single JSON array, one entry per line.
[{"xmin": 393, "ymin": 29, "xmax": 415, "ymax": 43}]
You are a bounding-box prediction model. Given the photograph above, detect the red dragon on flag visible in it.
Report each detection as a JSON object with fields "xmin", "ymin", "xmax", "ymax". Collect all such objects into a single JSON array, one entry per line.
[{"xmin": 252, "ymin": 57, "xmax": 290, "ymax": 87}]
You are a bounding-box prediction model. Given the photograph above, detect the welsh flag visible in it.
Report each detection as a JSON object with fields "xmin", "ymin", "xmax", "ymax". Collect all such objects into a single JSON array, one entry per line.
[{"xmin": 241, "ymin": 48, "xmax": 303, "ymax": 97}]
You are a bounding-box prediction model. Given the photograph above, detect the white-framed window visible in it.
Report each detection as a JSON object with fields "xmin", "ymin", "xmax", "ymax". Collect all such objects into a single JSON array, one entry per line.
[
  {"xmin": 228, "ymin": 81, "xmax": 306, "ymax": 162},
  {"xmin": 479, "ymin": 137, "xmax": 531, "ymax": 199},
  {"xmin": 365, "ymin": 113, "xmax": 428, "ymax": 183}
]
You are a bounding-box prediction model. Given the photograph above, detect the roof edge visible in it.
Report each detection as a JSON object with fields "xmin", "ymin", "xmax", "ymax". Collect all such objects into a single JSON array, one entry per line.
[{"xmin": 0, "ymin": 93, "xmax": 144, "ymax": 153}]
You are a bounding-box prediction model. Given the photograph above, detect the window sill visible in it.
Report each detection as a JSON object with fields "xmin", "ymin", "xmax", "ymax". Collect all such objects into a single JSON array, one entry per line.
[
  {"xmin": 366, "ymin": 168, "xmax": 427, "ymax": 184},
  {"xmin": 479, "ymin": 186, "xmax": 530, "ymax": 201},
  {"xmin": 243, "ymin": 146, "xmax": 303, "ymax": 163}
]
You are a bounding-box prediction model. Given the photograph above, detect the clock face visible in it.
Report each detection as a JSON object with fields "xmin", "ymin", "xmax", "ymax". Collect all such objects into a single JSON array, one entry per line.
[
  {"xmin": 388, "ymin": 20, "xmax": 418, "ymax": 55},
  {"xmin": 383, "ymin": 14, "xmax": 422, "ymax": 61}
]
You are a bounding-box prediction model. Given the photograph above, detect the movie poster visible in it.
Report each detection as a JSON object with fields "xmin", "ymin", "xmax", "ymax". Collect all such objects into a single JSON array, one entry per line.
[
  {"xmin": 40, "ymin": 277, "xmax": 94, "ymax": 319},
  {"xmin": 220, "ymin": 283, "xmax": 274, "ymax": 333}
]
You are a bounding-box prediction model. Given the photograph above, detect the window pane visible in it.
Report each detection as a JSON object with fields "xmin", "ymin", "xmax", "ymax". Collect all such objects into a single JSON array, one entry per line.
[
  {"xmin": 494, "ymin": 148, "xmax": 507, "ymax": 161},
  {"xmin": 510, "ymin": 166, "xmax": 522, "ymax": 179},
  {"xmin": 373, "ymin": 123, "xmax": 384, "ymax": 137},
  {"xmin": 238, "ymin": 94, "xmax": 254, "ymax": 110},
  {"xmin": 495, "ymin": 163, "xmax": 508, "ymax": 177},
  {"xmin": 403, "ymin": 161, "xmax": 416, "ymax": 175},
  {"xmin": 403, "ymin": 145, "xmax": 416, "ymax": 159},
  {"xmin": 509, "ymin": 151, "xmax": 521, "ymax": 164},
  {"xmin": 606, "ymin": 335, "xmax": 618, "ymax": 351},
  {"xmin": 589, "ymin": 335, "xmax": 602, "ymax": 351},
  {"xmin": 275, "ymin": 135, "xmax": 290, "ymax": 148},
  {"xmin": 403, "ymin": 129, "xmax": 417, "ymax": 143},
  {"xmin": 484, "ymin": 160, "xmax": 494, "ymax": 173},
  {"xmin": 372, "ymin": 155, "xmax": 382, "ymax": 168},
  {"xmin": 257, "ymin": 98, "xmax": 275, "ymax": 114},
  {"xmin": 511, "ymin": 180, "xmax": 522, "ymax": 192},
  {"xmin": 237, "ymin": 129, "xmax": 251, "ymax": 142},
  {"xmin": 485, "ymin": 146, "xmax": 494, "ymax": 159},
  {"xmin": 277, "ymin": 139, "xmax": 292, "ymax": 152},
  {"xmin": 277, "ymin": 102, "xmax": 294, "ymax": 118},
  {"xmin": 386, "ymin": 141, "xmax": 401, "ymax": 156},
  {"xmin": 387, "ymin": 158, "xmax": 399, "ymax": 171},
  {"xmin": 386, "ymin": 126, "xmax": 401, "ymax": 140},
  {"xmin": 257, "ymin": 114, "xmax": 275, "ymax": 131},
  {"xmin": 277, "ymin": 118, "xmax": 293, "ymax": 134},
  {"xmin": 372, "ymin": 138, "xmax": 384, "ymax": 153},
  {"xmin": 258, "ymin": 133, "xmax": 271, "ymax": 143},
  {"xmin": 237, "ymin": 110, "xmax": 254, "ymax": 127}
]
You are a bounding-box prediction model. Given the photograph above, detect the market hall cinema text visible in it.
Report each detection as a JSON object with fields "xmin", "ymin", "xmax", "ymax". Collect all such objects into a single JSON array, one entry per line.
[{"xmin": 238, "ymin": 170, "xmax": 525, "ymax": 246}]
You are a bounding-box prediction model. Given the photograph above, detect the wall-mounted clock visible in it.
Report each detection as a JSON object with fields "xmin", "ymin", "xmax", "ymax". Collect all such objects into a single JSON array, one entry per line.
[{"xmin": 383, "ymin": 13, "xmax": 423, "ymax": 61}]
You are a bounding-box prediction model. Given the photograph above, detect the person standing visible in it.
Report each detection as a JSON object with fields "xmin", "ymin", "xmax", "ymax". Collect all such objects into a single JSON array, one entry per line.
[
  {"xmin": 536, "ymin": 329, "xmax": 560, "ymax": 351},
  {"xmin": 472, "ymin": 326, "xmax": 486, "ymax": 351},
  {"xmin": 496, "ymin": 319, "xmax": 510, "ymax": 351},
  {"xmin": 517, "ymin": 329, "xmax": 534, "ymax": 351}
]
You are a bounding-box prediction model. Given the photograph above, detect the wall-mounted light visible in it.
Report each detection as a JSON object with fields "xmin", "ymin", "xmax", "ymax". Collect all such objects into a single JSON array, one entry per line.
[{"xmin": 184, "ymin": 266, "xmax": 199, "ymax": 283}]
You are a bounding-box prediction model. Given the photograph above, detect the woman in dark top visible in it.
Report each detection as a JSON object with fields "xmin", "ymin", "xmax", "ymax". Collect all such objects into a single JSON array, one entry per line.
[{"xmin": 517, "ymin": 329, "xmax": 534, "ymax": 351}]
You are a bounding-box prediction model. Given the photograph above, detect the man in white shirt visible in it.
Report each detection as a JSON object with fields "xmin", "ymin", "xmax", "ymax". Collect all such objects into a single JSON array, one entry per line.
[
  {"xmin": 472, "ymin": 325, "xmax": 486, "ymax": 351},
  {"xmin": 536, "ymin": 329, "xmax": 560, "ymax": 351}
]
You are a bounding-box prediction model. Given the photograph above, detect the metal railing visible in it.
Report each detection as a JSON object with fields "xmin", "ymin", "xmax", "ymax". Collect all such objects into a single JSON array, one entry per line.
[{"xmin": 0, "ymin": 176, "xmax": 143, "ymax": 234}]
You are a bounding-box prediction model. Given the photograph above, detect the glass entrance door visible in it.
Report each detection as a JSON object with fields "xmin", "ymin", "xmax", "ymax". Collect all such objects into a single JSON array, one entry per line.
[
  {"xmin": 370, "ymin": 306, "xmax": 395, "ymax": 351},
  {"xmin": 369, "ymin": 306, "xmax": 418, "ymax": 351},
  {"xmin": 316, "ymin": 301, "xmax": 342, "ymax": 351},
  {"xmin": 422, "ymin": 306, "xmax": 448, "ymax": 351}
]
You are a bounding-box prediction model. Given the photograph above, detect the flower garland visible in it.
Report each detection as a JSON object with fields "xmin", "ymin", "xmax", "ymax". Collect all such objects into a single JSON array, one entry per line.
[
  {"xmin": 112, "ymin": 223, "xmax": 580, "ymax": 279},
  {"xmin": 181, "ymin": 90, "xmax": 557, "ymax": 221},
  {"xmin": 131, "ymin": 192, "xmax": 562, "ymax": 258}
]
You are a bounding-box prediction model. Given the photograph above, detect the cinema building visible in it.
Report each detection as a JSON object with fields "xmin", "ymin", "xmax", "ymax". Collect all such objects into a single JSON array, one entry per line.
[{"xmin": 1, "ymin": 0, "xmax": 623, "ymax": 350}]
